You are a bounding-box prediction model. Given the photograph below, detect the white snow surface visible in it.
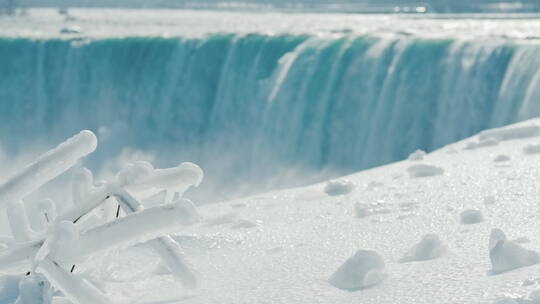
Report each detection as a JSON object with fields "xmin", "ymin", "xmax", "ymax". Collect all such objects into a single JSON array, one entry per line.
[
  {"xmin": 4, "ymin": 119, "xmax": 540, "ymax": 302},
  {"xmin": 4, "ymin": 9, "xmax": 540, "ymax": 41}
]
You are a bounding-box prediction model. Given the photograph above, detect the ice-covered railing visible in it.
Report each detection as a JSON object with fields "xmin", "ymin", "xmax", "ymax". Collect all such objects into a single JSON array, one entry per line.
[{"xmin": 0, "ymin": 130, "xmax": 204, "ymax": 304}]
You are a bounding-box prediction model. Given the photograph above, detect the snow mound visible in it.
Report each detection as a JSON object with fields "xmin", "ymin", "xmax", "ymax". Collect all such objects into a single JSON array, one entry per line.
[
  {"xmin": 407, "ymin": 149, "xmax": 426, "ymax": 161},
  {"xmin": 406, "ymin": 164, "xmax": 444, "ymax": 178},
  {"xmin": 489, "ymin": 229, "xmax": 540, "ymax": 274},
  {"xmin": 464, "ymin": 137, "xmax": 500, "ymax": 150},
  {"xmin": 479, "ymin": 124, "xmax": 540, "ymax": 142},
  {"xmin": 329, "ymin": 250, "xmax": 386, "ymax": 291},
  {"xmin": 399, "ymin": 234, "xmax": 446, "ymax": 263},
  {"xmin": 324, "ymin": 180, "xmax": 354, "ymax": 196},
  {"xmin": 494, "ymin": 154, "xmax": 511, "ymax": 162},
  {"xmin": 460, "ymin": 209, "xmax": 484, "ymax": 224},
  {"xmin": 524, "ymin": 144, "xmax": 540, "ymax": 155}
]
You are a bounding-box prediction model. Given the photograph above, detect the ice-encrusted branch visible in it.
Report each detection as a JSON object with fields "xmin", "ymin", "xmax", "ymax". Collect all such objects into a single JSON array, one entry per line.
[
  {"xmin": 0, "ymin": 130, "xmax": 205, "ymax": 303},
  {"xmin": 0, "ymin": 130, "xmax": 97, "ymax": 207}
]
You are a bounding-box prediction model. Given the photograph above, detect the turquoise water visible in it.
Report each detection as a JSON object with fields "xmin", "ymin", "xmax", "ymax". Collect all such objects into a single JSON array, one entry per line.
[{"xmin": 1, "ymin": 34, "xmax": 539, "ymax": 200}]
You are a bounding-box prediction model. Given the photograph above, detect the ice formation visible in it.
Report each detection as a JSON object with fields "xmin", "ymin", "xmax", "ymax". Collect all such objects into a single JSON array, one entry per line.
[
  {"xmin": 324, "ymin": 180, "xmax": 354, "ymax": 196},
  {"xmin": 328, "ymin": 250, "xmax": 386, "ymax": 290},
  {"xmin": 460, "ymin": 209, "xmax": 484, "ymax": 224},
  {"xmin": 489, "ymin": 229, "xmax": 540, "ymax": 274},
  {"xmin": 0, "ymin": 130, "xmax": 204, "ymax": 303},
  {"xmin": 399, "ymin": 234, "xmax": 446, "ymax": 263},
  {"xmin": 0, "ymin": 131, "xmax": 97, "ymax": 208}
]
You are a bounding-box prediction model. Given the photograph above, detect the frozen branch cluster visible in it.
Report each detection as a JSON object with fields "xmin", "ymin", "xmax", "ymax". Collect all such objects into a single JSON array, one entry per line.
[{"xmin": 0, "ymin": 130, "xmax": 204, "ymax": 303}]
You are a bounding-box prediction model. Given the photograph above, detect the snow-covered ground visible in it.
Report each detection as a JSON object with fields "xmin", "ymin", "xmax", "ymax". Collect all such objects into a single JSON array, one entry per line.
[
  {"xmin": 3, "ymin": 8, "xmax": 540, "ymax": 40},
  {"xmin": 4, "ymin": 118, "xmax": 540, "ymax": 303}
]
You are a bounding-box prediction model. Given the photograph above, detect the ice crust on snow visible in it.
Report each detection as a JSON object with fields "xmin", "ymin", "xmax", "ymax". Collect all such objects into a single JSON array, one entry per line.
[
  {"xmin": 399, "ymin": 234, "xmax": 446, "ymax": 263},
  {"xmin": 407, "ymin": 149, "xmax": 426, "ymax": 161},
  {"xmin": 329, "ymin": 250, "xmax": 386, "ymax": 290},
  {"xmin": 489, "ymin": 229, "xmax": 540, "ymax": 274},
  {"xmin": 406, "ymin": 164, "xmax": 444, "ymax": 178},
  {"xmin": 460, "ymin": 209, "xmax": 484, "ymax": 224},
  {"xmin": 324, "ymin": 180, "xmax": 354, "ymax": 196}
]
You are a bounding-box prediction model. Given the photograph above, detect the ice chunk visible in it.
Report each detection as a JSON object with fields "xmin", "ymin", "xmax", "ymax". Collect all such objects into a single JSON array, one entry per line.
[
  {"xmin": 479, "ymin": 124, "xmax": 540, "ymax": 142},
  {"xmin": 399, "ymin": 234, "xmax": 446, "ymax": 263},
  {"xmin": 524, "ymin": 144, "xmax": 540, "ymax": 155},
  {"xmin": 406, "ymin": 164, "xmax": 444, "ymax": 178},
  {"xmin": 494, "ymin": 154, "xmax": 510, "ymax": 162},
  {"xmin": 0, "ymin": 130, "xmax": 97, "ymax": 207},
  {"xmin": 329, "ymin": 250, "xmax": 386, "ymax": 290},
  {"xmin": 408, "ymin": 149, "xmax": 426, "ymax": 161},
  {"xmin": 15, "ymin": 274, "xmax": 52, "ymax": 304},
  {"xmin": 489, "ymin": 229, "xmax": 540, "ymax": 274},
  {"xmin": 460, "ymin": 209, "xmax": 484, "ymax": 224},
  {"xmin": 324, "ymin": 180, "xmax": 354, "ymax": 196}
]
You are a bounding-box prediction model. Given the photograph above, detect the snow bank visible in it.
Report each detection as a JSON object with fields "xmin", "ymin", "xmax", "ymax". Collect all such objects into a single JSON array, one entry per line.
[
  {"xmin": 324, "ymin": 180, "xmax": 354, "ymax": 196},
  {"xmin": 329, "ymin": 250, "xmax": 386, "ymax": 290},
  {"xmin": 489, "ymin": 229, "xmax": 540, "ymax": 274},
  {"xmin": 399, "ymin": 234, "xmax": 446, "ymax": 263},
  {"xmin": 406, "ymin": 164, "xmax": 444, "ymax": 178}
]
